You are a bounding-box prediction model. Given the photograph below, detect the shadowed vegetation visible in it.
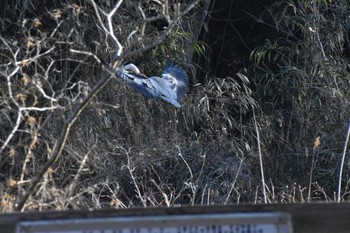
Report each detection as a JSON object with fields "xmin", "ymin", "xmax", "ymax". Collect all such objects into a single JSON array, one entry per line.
[{"xmin": 0, "ymin": 0, "xmax": 349, "ymax": 212}]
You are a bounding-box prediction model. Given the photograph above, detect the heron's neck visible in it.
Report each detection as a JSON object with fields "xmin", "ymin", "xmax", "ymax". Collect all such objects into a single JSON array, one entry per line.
[{"xmin": 129, "ymin": 71, "xmax": 149, "ymax": 79}]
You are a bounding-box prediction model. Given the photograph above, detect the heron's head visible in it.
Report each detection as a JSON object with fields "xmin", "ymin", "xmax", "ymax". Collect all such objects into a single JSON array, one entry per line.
[{"xmin": 122, "ymin": 62, "xmax": 140, "ymax": 73}]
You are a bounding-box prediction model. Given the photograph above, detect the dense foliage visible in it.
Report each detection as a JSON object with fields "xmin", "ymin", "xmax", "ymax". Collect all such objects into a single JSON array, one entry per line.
[{"xmin": 0, "ymin": 0, "xmax": 349, "ymax": 212}]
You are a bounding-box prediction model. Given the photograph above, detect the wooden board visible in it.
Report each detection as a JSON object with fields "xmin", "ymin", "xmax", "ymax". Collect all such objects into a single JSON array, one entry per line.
[
  {"xmin": 16, "ymin": 212, "xmax": 292, "ymax": 233},
  {"xmin": 1, "ymin": 202, "xmax": 349, "ymax": 233}
]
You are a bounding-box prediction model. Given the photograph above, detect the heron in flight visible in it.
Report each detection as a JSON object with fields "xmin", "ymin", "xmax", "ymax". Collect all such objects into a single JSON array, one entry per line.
[{"xmin": 116, "ymin": 61, "xmax": 188, "ymax": 107}]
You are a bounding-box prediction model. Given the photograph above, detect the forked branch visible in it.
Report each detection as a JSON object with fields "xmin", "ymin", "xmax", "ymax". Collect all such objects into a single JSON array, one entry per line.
[{"xmin": 15, "ymin": 0, "xmax": 201, "ymax": 211}]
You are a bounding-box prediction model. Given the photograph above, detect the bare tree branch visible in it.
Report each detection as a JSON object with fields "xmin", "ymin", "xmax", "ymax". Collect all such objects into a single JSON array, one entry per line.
[
  {"xmin": 14, "ymin": 0, "xmax": 201, "ymax": 211},
  {"xmin": 15, "ymin": 65, "xmax": 115, "ymax": 211},
  {"xmin": 0, "ymin": 110, "xmax": 23, "ymax": 156},
  {"xmin": 119, "ymin": 0, "xmax": 201, "ymax": 61},
  {"xmin": 87, "ymin": 0, "xmax": 124, "ymax": 60}
]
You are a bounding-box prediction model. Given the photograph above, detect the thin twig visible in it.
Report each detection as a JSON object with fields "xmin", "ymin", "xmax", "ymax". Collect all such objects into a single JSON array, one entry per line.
[
  {"xmin": 337, "ymin": 120, "xmax": 350, "ymax": 202},
  {"xmin": 70, "ymin": 49, "xmax": 103, "ymax": 64},
  {"xmin": 120, "ymin": 0, "xmax": 201, "ymax": 61},
  {"xmin": 121, "ymin": 148, "xmax": 147, "ymax": 207},
  {"xmin": 307, "ymin": 152, "xmax": 316, "ymax": 202},
  {"xmin": 253, "ymin": 108, "xmax": 267, "ymax": 203},
  {"xmin": 68, "ymin": 140, "xmax": 98, "ymax": 197},
  {"xmin": 15, "ymin": 65, "xmax": 115, "ymax": 211},
  {"xmin": 150, "ymin": 178, "xmax": 170, "ymax": 207},
  {"xmin": 224, "ymin": 157, "xmax": 243, "ymax": 204},
  {"xmin": 87, "ymin": 0, "xmax": 124, "ymax": 61},
  {"xmin": 0, "ymin": 110, "xmax": 23, "ymax": 156},
  {"xmin": 177, "ymin": 146, "xmax": 193, "ymax": 180}
]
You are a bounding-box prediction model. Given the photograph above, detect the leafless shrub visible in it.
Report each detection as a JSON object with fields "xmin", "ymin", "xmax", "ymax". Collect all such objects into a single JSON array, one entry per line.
[{"xmin": 0, "ymin": 0, "xmax": 211, "ymax": 211}]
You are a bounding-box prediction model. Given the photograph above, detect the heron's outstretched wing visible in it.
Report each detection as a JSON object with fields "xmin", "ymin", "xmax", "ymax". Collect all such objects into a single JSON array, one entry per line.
[
  {"xmin": 115, "ymin": 61, "xmax": 187, "ymax": 108},
  {"xmin": 161, "ymin": 61, "xmax": 189, "ymax": 102},
  {"xmin": 116, "ymin": 68, "xmax": 159, "ymax": 99},
  {"xmin": 148, "ymin": 77, "xmax": 181, "ymax": 107}
]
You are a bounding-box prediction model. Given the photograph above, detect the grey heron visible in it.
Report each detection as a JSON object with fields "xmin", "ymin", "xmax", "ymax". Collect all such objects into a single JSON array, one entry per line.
[{"xmin": 116, "ymin": 61, "xmax": 189, "ymax": 107}]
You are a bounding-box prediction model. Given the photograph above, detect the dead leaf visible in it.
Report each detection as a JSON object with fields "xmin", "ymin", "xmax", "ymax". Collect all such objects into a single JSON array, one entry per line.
[
  {"xmin": 313, "ymin": 136, "xmax": 321, "ymax": 152},
  {"xmin": 16, "ymin": 93, "xmax": 27, "ymax": 103},
  {"xmin": 47, "ymin": 167, "xmax": 55, "ymax": 174},
  {"xmin": 54, "ymin": 9, "xmax": 62, "ymax": 19},
  {"xmin": 21, "ymin": 76, "xmax": 30, "ymax": 86},
  {"xmin": 27, "ymin": 37, "xmax": 35, "ymax": 49},
  {"xmin": 21, "ymin": 59, "xmax": 29, "ymax": 67},
  {"xmin": 9, "ymin": 148, "xmax": 15, "ymax": 157},
  {"xmin": 72, "ymin": 3, "xmax": 81, "ymax": 15},
  {"xmin": 33, "ymin": 18, "xmax": 42, "ymax": 28},
  {"xmin": 27, "ymin": 116, "xmax": 36, "ymax": 126},
  {"xmin": 6, "ymin": 178, "xmax": 17, "ymax": 188}
]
